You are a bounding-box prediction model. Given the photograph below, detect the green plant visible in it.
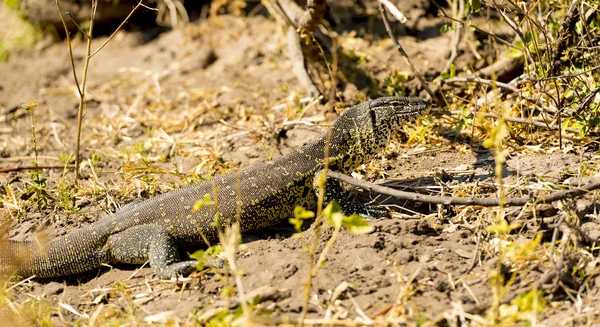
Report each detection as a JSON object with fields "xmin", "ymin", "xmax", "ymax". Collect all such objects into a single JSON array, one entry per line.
[{"xmin": 23, "ymin": 101, "xmax": 49, "ymax": 209}]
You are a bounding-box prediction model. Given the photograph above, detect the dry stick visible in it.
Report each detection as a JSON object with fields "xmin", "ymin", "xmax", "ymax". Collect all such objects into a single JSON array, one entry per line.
[
  {"xmin": 276, "ymin": 0, "xmax": 322, "ymax": 96},
  {"xmin": 56, "ymin": 0, "xmax": 97, "ymax": 184},
  {"xmin": 76, "ymin": 0, "xmax": 96, "ymax": 185},
  {"xmin": 436, "ymin": 8, "xmax": 514, "ymax": 48},
  {"xmin": 445, "ymin": 77, "xmax": 520, "ymax": 93},
  {"xmin": 430, "ymin": 109, "xmax": 589, "ymax": 135},
  {"xmin": 525, "ymin": 63, "xmax": 600, "ymax": 82},
  {"xmin": 55, "ymin": 0, "xmax": 82, "ymax": 96},
  {"xmin": 551, "ymin": 0, "xmax": 580, "ymax": 77},
  {"xmin": 286, "ymin": 26, "xmax": 320, "ymax": 96},
  {"xmin": 0, "ymin": 165, "xmax": 75, "ymax": 173},
  {"xmin": 66, "ymin": 13, "xmax": 90, "ymax": 39},
  {"xmin": 297, "ymin": 0, "xmax": 327, "ymax": 32},
  {"xmin": 378, "ymin": 2, "xmax": 438, "ymax": 104},
  {"xmin": 327, "ymin": 171, "xmax": 600, "ymax": 207},
  {"xmin": 377, "ymin": 0, "xmax": 407, "ymax": 24},
  {"xmin": 443, "ymin": 0, "xmax": 465, "ymax": 73}
]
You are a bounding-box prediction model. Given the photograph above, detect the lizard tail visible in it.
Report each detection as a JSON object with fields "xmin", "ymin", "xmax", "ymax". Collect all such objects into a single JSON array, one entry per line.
[{"xmin": 2, "ymin": 230, "xmax": 110, "ymax": 279}]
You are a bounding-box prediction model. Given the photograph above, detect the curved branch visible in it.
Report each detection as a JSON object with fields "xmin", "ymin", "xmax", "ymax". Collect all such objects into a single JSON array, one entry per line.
[{"xmin": 327, "ymin": 171, "xmax": 600, "ymax": 207}]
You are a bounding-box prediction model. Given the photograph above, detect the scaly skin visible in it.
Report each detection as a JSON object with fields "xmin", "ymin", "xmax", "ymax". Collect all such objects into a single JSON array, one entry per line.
[{"xmin": 6, "ymin": 97, "xmax": 430, "ymax": 279}]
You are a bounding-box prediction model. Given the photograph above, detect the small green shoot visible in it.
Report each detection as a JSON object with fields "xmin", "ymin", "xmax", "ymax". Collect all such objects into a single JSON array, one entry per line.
[
  {"xmin": 440, "ymin": 63, "xmax": 456, "ymax": 79},
  {"xmin": 290, "ymin": 206, "xmax": 315, "ymax": 232},
  {"xmin": 190, "ymin": 244, "xmax": 223, "ymax": 271},
  {"xmin": 57, "ymin": 178, "xmax": 79, "ymax": 215},
  {"xmin": 322, "ymin": 201, "xmax": 373, "ymax": 234}
]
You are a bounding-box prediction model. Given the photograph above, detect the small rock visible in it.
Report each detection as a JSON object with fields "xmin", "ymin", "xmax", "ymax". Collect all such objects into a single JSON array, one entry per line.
[
  {"xmin": 405, "ymin": 220, "xmax": 432, "ymax": 235},
  {"xmin": 581, "ymin": 222, "xmax": 600, "ymax": 241},
  {"xmin": 281, "ymin": 264, "xmax": 298, "ymax": 279},
  {"xmin": 576, "ymin": 199, "xmax": 596, "ymax": 219},
  {"xmin": 396, "ymin": 251, "xmax": 413, "ymax": 265}
]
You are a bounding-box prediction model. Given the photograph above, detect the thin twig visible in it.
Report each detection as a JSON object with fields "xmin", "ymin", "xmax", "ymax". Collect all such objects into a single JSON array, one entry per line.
[
  {"xmin": 492, "ymin": 3, "xmax": 538, "ymax": 76},
  {"xmin": 300, "ymin": 128, "xmax": 333, "ymax": 323},
  {"xmin": 526, "ymin": 64, "xmax": 600, "ymax": 82},
  {"xmin": 89, "ymin": 0, "xmax": 153, "ymax": 58},
  {"xmin": 466, "ymin": 233, "xmax": 481, "ymax": 274},
  {"xmin": 66, "ymin": 12, "xmax": 90, "ymax": 39},
  {"xmin": 377, "ymin": 0, "xmax": 407, "ymax": 23},
  {"xmin": 55, "ymin": 0, "xmax": 82, "ymax": 96},
  {"xmin": 444, "ymin": 77, "xmax": 519, "ymax": 93},
  {"xmin": 327, "ymin": 171, "xmax": 600, "ymax": 207},
  {"xmin": 379, "ymin": 2, "xmax": 437, "ymax": 103},
  {"xmin": 0, "ymin": 165, "xmax": 75, "ymax": 173},
  {"xmin": 443, "ymin": 0, "xmax": 465, "ymax": 73},
  {"xmin": 71, "ymin": 0, "xmax": 97, "ymax": 184}
]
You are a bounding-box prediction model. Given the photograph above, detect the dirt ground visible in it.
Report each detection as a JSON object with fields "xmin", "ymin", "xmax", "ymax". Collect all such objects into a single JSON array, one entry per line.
[{"xmin": 1, "ymin": 1, "xmax": 600, "ymax": 326}]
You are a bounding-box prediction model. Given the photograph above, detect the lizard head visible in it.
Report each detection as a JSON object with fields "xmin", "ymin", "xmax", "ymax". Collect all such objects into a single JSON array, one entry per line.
[
  {"xmin": 328, "ymin": 97, "xmax": 430, "ymax": 170},
  {"xmin": 363, "ymin": 96, "xmax": 430, "ymax": 131}
]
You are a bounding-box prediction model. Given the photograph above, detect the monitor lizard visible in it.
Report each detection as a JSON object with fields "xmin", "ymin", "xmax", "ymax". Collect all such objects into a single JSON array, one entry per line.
[{"xmin": 5, "ymin": 96, "xmax": 430, "ymax": 279}]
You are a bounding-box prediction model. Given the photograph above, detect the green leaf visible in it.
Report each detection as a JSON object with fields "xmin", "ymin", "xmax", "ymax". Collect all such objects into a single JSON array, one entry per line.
[
  {"xmin": 343, "ymin": 214, "xmax": 374, "ymax": 234},
  {"xmin": 449, "ymin": 63, "xmax": 456, "ymax": 78},
  {"xmin": 190, "ymin": 245, "xmax": 222, "ymax": 271},
  {"xmin": 524, "ymin": 31, "xmax": 532, "ymax": 44},
  {"xmin": 294, "ymin": 206, "xmax": 315, "ymax": 219},
  {"xmin": 323, "ymin": 201, "xmax": 343, "ymax": 228},
  {"xmin": 575, "ymin": 21, "xmax": 583, "ymax": 35},
  {"xmin": 512, "ymin": 289, "xmax": 545, "ymax": 312},
  {"xmin": 440, "ymin": 24, "xmax": 450, "ymax": 34},
  {"xmin": 483, "ymin": 122, "xmax": 508, "ymax": 148},
  {"xmin": 290, "ymin": 206, "xmax": 315, "ymax": 231}
]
